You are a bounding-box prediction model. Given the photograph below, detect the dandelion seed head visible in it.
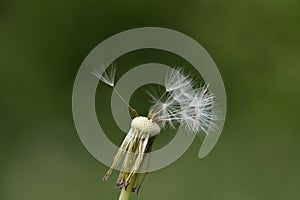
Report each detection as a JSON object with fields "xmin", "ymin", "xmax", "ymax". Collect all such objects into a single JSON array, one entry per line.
[
  {"xmin": 103, "ymin": 66, "xmax": 221, "ymax": 194},
  {"xmin": 131, "ymin": 116, "xmax": 161, "ymax": 136}
]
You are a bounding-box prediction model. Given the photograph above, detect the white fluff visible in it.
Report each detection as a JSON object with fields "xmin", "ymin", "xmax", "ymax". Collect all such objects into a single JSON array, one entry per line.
[
  {"xmin": 165, "ymin": 68, "xmax": 192, "ymax": 92},
  {"xmin": 92, "ymin": 63, "xmax": 116, "ymax": 87},
  {"xmin": 149, "ymin": 68, "xmax": 218, "ymax": 136}
]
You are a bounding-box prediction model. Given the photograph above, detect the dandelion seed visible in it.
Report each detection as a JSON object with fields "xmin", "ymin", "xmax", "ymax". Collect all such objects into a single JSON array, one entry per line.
[{"xmin": 92, "ymin": 63, "xmax": 139, "ymax": 116}]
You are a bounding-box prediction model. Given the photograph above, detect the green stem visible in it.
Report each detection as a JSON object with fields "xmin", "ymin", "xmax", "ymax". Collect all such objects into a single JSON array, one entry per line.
[{"xmin": 118, "ymin": 175, "xmax": 136, "ymax": 200}]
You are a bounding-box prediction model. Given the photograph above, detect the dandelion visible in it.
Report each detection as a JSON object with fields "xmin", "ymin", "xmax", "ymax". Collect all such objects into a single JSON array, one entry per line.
[{"xmin": 93, "ymin": 65, "xmax": 218, "ymax": 200}]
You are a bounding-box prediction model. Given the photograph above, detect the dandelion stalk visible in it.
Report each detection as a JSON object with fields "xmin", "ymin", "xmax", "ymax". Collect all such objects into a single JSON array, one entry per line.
[{"xmin": 118, "ymin": 174, "xmax": 136, "ymax": 200}]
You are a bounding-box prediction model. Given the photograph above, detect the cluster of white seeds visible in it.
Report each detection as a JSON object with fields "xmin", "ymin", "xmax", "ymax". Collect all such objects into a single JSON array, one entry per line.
[{"xmin": 148, "ymin": 68, "xmax": 218, "ymax": 136}]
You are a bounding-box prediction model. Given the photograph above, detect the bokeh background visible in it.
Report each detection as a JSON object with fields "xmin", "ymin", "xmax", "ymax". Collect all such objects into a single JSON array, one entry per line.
[{"xmin": 1, "ymin": 0, "xmax": 299, "ymax": 199}]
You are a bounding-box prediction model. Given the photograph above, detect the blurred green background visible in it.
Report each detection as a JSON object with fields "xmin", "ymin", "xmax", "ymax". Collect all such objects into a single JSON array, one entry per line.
[{"xmin": 1, "ymin": 0, "xmax": 299, "ymax": 199}]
